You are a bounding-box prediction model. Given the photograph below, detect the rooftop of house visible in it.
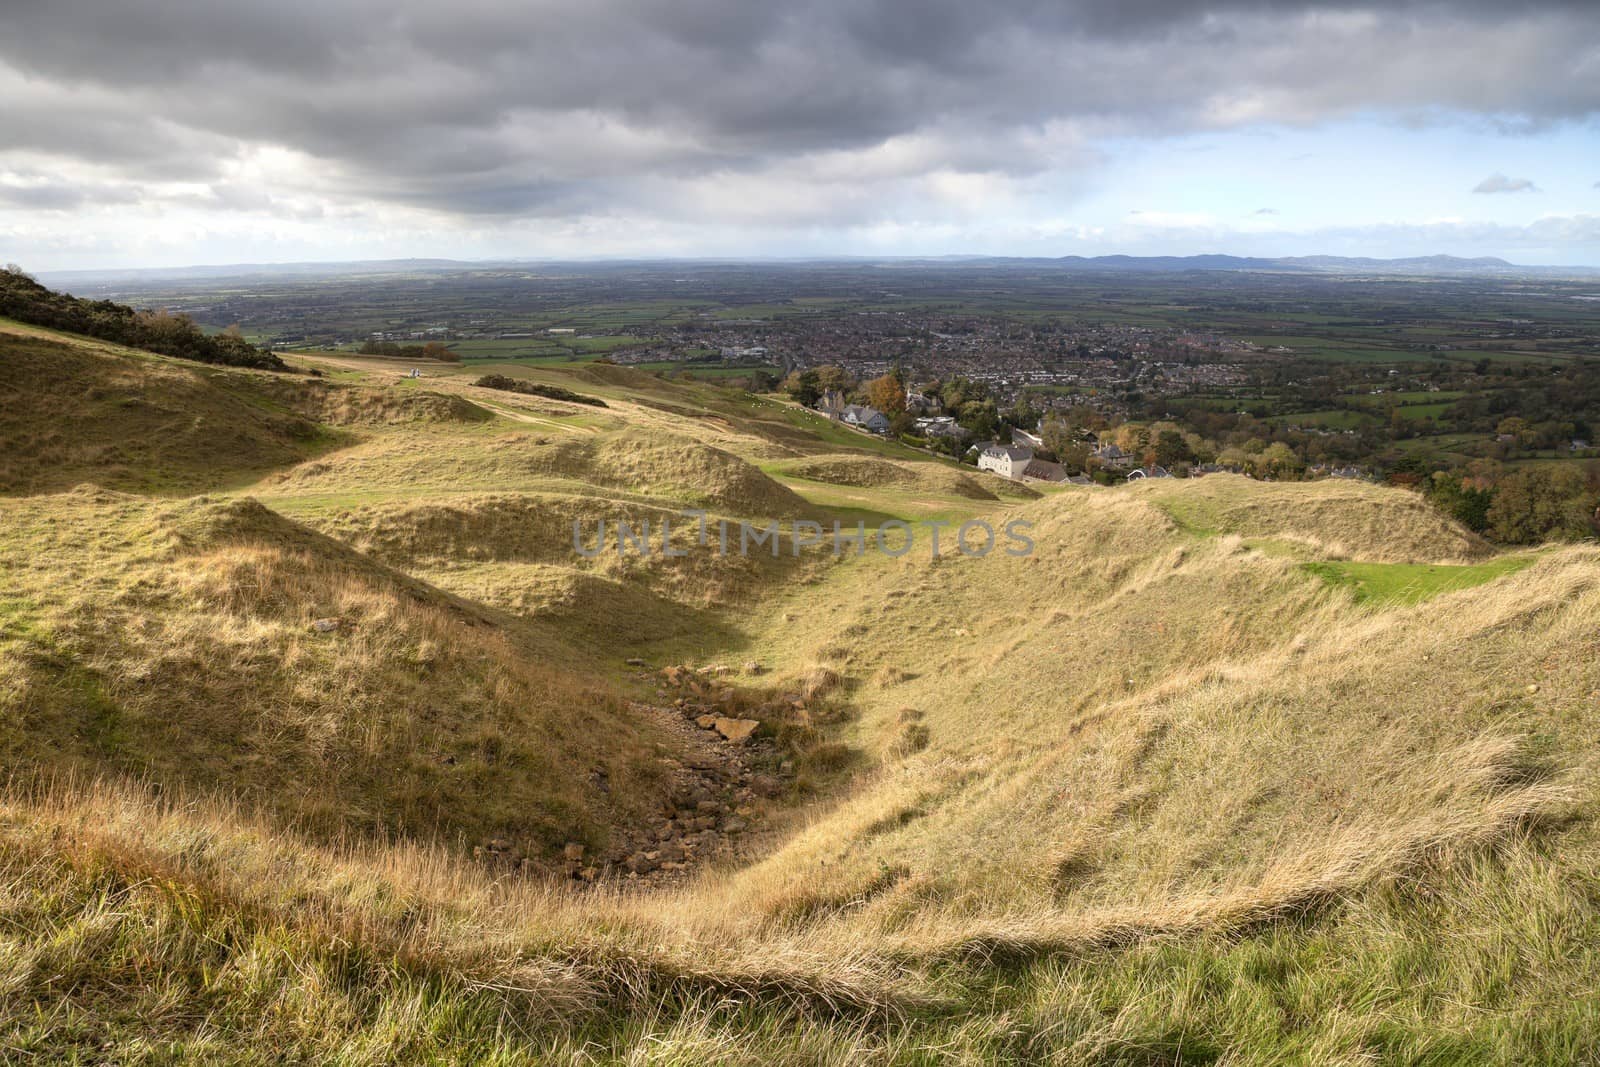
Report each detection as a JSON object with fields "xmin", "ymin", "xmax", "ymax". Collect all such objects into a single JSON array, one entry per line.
[
  {"xmin": 1023, "ymin": 458, "xmax": 1067, "ymax": 481},
  {"xmin": 842, "ymin": 404, "xmax": 884, "ymax": 420}
]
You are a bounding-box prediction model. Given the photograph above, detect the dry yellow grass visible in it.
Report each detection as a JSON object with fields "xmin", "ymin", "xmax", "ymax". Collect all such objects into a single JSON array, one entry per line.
[
  {"xmin": 1138, "ymin": 472, "xmax": 1492, "ymax": 562},
  {"xmin": 705, "ymin": 487, "xmax": 1596, "ymax": 947},
  {"xmin": 0, "ymin": 328, "xmax": 322, "ymax": 494},
  {"xmin": 526, "ymin": 426, "xmax": 816, "ymax": 516},
  {"xmin": 5, "ymin": 326, "xmax": 1600, "ymax": 1062},
  {"xmin": 780, "ymin": 454, "xmax": 1003, "ymax": 501},
  {"xmin": 0, "ymin": 489, "xmax": 672, "ymax": 849}
]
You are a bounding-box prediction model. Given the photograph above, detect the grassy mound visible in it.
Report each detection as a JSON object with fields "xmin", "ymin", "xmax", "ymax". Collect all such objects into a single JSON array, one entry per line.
[
  {"xmin": 0, "ymin": 489, "xmax": 669, "ymax": 851},
  {"xmin": 260, "ymin": 377, "xmax": 494, "ymax": 425},
  {"xmin": 5, "ymin": 482, "xmax": 1597, "ymax": 1062},
  {"xmin": 312, "ymin": 492, "xmax": 829, "ymax": 621},
  {"xmin": 1140, "ymin": 473, "xmax": 1491, "ymax": 562},
  {"xmin": 11, "ymin": 325, "xmax": 1600, "ymax": 1062},
  {"xmin": 0, "ymin": 328, "xmax": 328, "ymax": 495},
  {"xmin": 529, "ymin": 427, "xmax": 814, "ymax": 516},
  {"xmin": 784, "ymin": 454, "xmax": 1000, "ymax": 501}
]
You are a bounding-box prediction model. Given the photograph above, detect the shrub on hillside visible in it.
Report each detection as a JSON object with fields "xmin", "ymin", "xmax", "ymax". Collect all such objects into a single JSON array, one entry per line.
[
  {"xmin": 358, "ymin": 339, "xmax": 460, "ymax": 361},
  {"xmin": 474, "ymin": 374, "xmax": 608, "ymax": 407},
  {"xmin": 0, "ymin": 266, "xmax": 285, "ymax": 370}
]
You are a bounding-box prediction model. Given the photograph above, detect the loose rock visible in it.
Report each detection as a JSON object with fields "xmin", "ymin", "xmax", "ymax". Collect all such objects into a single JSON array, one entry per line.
[{"xmin": 714, "ymin": 717, "xmax": 761, "ymax": 743}]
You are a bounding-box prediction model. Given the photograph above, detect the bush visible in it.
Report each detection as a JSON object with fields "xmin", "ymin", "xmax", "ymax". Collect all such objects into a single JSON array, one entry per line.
[
  {"xmin": 0, "ymin": 267, "xmax": 285, "ymax": 370},
  {"xmin": 473, "ymin": 374, "xmax": 608, "ymax": 408}
]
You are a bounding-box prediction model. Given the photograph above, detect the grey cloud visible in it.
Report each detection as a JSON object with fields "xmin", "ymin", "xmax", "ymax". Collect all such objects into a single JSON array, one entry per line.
[
  {"xmin": 0, "ymin": 169, "xmax": 145, "ymax": 212},
  {"xmin": 1322, "ymin": 214, "xmax": 1600, "ymax": 248},
  {"xmin": 1473, "ymin": 173, "xmax": 1539, "ymax": 193},
  {"xmin": 1254, "ymin": 208, "xmax": 1279, "ymax": 215},
  {"xmin": 0, "ymin": 1, "xmax": 1596, "ymax": 222}
]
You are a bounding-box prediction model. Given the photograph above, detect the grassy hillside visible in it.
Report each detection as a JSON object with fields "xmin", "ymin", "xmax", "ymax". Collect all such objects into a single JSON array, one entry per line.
[
  {"xmin": 0, "ymin": 325, "xmax": 324, "ymax": 494},
  {"xmin": 4, "ymin": 325, "xmax": 1600, "ymax": 1063},
  {"xmin": 0, "ymin": 488, "xmax": 672, "ymax": 848}
]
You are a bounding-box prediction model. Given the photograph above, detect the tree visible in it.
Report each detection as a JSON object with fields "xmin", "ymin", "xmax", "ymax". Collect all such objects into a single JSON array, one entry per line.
[
  {"xmin": 1153, "ymin": 429, "xmax": 1196, "ymax": 469},
  {"xmin": 781, "ymin": 369, "xmax": 821, "ymax": 407},
  {"xmin": 1496, "ymin": 416, "xmax": 1532, "ymax": 447},
  {"xmin": 1057, "ymin": 441, "xmax": 1091, "ymax": 474},
  {"xmin": 1425, "ymin": 472, "xmax": 1493, "ymax": 532},
  {"xmin": 866, "ymin": 372, "xmax": 907, "ymax": 417},
  {"xmin": 1039, "ymin": 414, "xmax": 1076, "ymax": 458},
  {"xmin": 941, "ymin": 377, "xmax": 989, "ymax": 411},
  {"xmin": 421, "ymin": 340, "xmax": 459, "ymax": 362},
  {"xmin": 1486, "ymin": 467, "xmax": 1595, "ymax": 544},
  {"xmin": 957, "ymin": 399, "xmax": 999, "ymax": 442},
  {"xmin": 1008, "ymin": 394, "xmax": 1040, "ymax": 431},
  {"xmin": 813, "ymin": 365, "xmax": 854, "ymax": 394}
]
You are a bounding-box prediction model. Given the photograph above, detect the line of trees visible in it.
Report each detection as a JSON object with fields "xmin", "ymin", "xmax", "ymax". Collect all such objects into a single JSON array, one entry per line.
[
  {"xmin": 0, "ymin": 265, "xmax": 284, "ymax": 370},
  {"xmin": 358, "ymin": 339, "xmax": 460, "ymax": 361},
  {"xmin": 1424, "ymin": 462, "xmax": 1600, "ymax": 544}
]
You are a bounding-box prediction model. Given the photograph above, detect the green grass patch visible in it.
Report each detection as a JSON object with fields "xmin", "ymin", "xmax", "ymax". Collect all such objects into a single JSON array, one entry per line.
[{"xmin": 1301, "ymin": 556, "xmax": 1536, "ymax": 606}]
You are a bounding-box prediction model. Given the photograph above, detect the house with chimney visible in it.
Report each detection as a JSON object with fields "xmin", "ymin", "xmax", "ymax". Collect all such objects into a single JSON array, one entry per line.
[{"xmin": 978, "ymin": 443, "xmax": 1033, "ymax": 479}]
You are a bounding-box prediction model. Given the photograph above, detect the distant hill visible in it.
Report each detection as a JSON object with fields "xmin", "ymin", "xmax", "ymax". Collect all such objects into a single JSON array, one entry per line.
[{"xmin": 33, "ymin": 252, "xmax": 1600, "ymax": 287}]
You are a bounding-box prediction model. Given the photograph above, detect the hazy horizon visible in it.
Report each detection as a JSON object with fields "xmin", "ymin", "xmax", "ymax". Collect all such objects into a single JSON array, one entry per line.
[{"xmin": 25, "ymin": 250, "xmax": 1600, "ymax": 282}]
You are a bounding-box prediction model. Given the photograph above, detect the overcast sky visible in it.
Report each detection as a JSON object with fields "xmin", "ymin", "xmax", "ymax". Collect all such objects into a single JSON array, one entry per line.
[{"xmin": 2, "ymin": 0, "xmax": 1598, "ymax": 269}]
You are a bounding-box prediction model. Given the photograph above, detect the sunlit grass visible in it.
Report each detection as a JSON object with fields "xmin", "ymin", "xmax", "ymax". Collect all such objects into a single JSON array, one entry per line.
[{"xmin": 1302, "ymin": 555, "xmax": 1539, "ymax": 605}]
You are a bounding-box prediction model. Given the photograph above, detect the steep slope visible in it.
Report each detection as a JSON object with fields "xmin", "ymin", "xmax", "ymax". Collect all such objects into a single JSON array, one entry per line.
[
  {"xmin": 0, "ymin": 488, "xmax": 671, "ymax": 850},
  {"xmin": 0, "ymin": 326, "xmax": 321, "ymax": 494},
  {"xmin": 527, "ymin": 426, "xmax": 814, "ymax": 516},
  {"xmin": 0, "ymin": 322, "xmax": 490, "ymax": 495},
  {"xmin": 779, "ymin": 453, "xmax": 1002, "ymax": 501},
  {"xmin": 5, "ymin": 472, "xmax": 1596, "ymax": 1063},
  {"xmin": 714, "ymin": 481, "xmax": 1583, "ymax": 948}
]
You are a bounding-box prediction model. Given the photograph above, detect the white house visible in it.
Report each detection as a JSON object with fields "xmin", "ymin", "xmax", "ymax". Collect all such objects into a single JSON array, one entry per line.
[{"xmin": 978, "ymin": 443, "xmax": 1033, "ymax": 479}]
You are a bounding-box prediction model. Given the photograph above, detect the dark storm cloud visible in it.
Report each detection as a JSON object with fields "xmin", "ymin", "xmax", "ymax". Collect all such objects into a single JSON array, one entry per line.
[{"xmin": 0, "ymin": 0, "xmax": 1596, "ymax": 219}]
